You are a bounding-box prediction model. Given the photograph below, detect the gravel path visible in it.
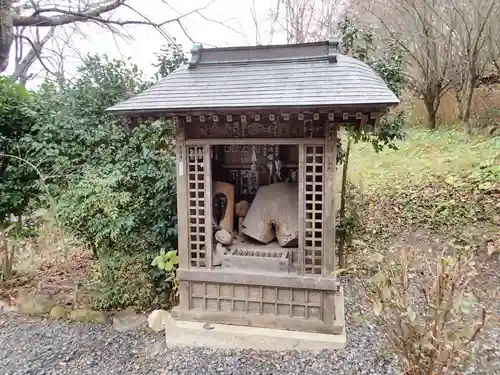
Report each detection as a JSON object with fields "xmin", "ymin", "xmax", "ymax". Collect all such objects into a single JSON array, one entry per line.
[{"xmin": 0, "ymin": 282, "xmax": 498, "ymax": 375}]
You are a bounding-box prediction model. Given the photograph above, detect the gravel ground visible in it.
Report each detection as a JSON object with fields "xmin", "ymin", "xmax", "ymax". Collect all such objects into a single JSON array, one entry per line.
[{"xmin": 0, "ymin": 281, "xmax": 498, "ymax": 375}]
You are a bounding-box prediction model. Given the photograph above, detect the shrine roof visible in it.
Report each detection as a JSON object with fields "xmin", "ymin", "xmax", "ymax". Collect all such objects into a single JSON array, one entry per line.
[{"xmin": 107, "ymin": 40, "xmax": 399, "ymax": 115}]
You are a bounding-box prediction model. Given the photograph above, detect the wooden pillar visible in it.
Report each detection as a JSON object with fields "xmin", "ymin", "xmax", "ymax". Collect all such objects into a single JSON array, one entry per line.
[
  {"xmin": 321, "ymin": 121, "xmax": 338, "ymax": 326},
  {"xmin": 203, "ymin": 145, "xmax": 213, "ymax": 269},
  {"xmin": 322, "ymin": 121, "xmax": 337, "ymax": 276},
  {"xmin": 176, "ymin": 119, "xmax": 189, "ymax": 269},
  {"xmin": 297, "ymin": 144, "xmax": 306, "ymax": 275}
]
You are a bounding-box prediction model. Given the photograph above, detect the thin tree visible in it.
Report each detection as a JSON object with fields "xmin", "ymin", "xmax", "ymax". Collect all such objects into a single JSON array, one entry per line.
[
  {"xmin": 351, "ymin": 0, "xmax": 457, "ymax": 129},
  {"xmin": 262, "ymin": 0, "xmax": 345, "ymax": 44},
  {"xmin": 448, "ymin": 0, "xmax": 499, "ymax": 134}
]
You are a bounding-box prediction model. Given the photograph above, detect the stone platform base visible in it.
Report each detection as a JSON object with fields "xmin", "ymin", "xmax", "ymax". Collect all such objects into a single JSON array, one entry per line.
[{"xmin": 165, "ymin": 319, "xmax": 346, "ymax": 350}]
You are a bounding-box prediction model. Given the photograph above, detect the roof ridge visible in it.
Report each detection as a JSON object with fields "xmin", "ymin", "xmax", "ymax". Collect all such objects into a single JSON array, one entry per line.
[
  {"xmin": 188, "ymin": 39, "xmax": 341, "ymax": 69},
  {"xmin": 198, "ymin": 55, "xmax": 330, "ymax": 66}
]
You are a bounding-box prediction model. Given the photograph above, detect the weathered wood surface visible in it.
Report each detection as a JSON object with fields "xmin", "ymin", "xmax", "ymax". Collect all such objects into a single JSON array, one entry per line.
[
  {"xmin": 203, "ymin": 145, "xmax": 213, "ymax": 268},
  {"xmin": 322, "ymin": 122, "xmax": 337, "ymax": 276},
  {"xmin": 242, "ymin": 182, "xmax": 298, "ymax": 247},
  {"xmin": 186, "ymin": 116, "xmax": 325, "ymax": 139},
  {"xmin": 175, "ymin": 120, "xmax": 189, "ymax": 269}
]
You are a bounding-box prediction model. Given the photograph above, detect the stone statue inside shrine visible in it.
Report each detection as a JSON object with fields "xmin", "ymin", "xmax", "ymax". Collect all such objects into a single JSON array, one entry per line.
[
  {"xmin": 266, "ymin": 153, "xmax": 283, "ymax": 184},
  {"xmin": 212, "ymin": 192, "xmax": 228, "ymax": 230}
]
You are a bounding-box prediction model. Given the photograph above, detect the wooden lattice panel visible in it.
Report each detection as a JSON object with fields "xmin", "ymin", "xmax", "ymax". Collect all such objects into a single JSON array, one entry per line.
[
  {"xmin": 304, "ymin": 145, "xmax": 324, "ymax": 274},
  {"xmin": 187, "ymin": 146, "xmax": 206, "ymax": 267},
  {"xmin": 189, "ymin": 282, "xmax": 323, "ymax": 320}
]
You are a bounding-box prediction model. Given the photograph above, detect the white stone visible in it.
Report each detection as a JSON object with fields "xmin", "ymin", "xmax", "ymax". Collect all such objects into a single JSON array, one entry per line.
[
  {"xmin": 213, "ymin": 243, "xmax": 226, "ymax": 266},
  {"xmin": 215, "ymin": 229, "xmax": 232, "ymax": 245},
  {"xmin": 148, "ymin": 310, "xmax": 172, "ymax": 332}
]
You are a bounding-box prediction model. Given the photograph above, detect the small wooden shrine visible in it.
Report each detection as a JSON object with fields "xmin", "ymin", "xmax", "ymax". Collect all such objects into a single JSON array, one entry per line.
[{"xmin": 108, "ymin": 39, "xmax": 399, "ymax": 336}]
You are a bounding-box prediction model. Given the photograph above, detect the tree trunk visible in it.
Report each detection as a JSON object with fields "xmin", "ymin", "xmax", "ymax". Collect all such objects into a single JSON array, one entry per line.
[
  {"xmin": 11, "ymin": 26, "xmax": 56, "ymax": 85},
  {"xmin": 461, "ymin": 83, "xmax": 475, "ymax": 135},
  {"xmin": 455, "ymin": 90, "xmax": 464, "ymax": 120},
  {"xmin": 422, "ymin": 81, "xmax": 444, "ymax": 130},
  {"xmin": 423, "ymin": 97, "xmax": 438, "ymax": 130},
  {"xmin": 337, "ymin": 136, "xmax": 352, "ymax": 269},
  {"xmin": 460, "ymin": 75, "xmax": 477, "ymax": 136},
  {"xmin": 0, "ymin": 229, "xmax": 13, "ymax": 281},
  {"xmin": 0, "ymin": 1, "xmax": 14, "ymax": 73}
]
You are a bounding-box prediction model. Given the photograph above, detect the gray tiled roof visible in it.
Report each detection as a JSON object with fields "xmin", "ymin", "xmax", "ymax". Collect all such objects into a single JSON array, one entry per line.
[{"xmin": 108, "ymin": 41, "xmax": 399, "ymax": 114}]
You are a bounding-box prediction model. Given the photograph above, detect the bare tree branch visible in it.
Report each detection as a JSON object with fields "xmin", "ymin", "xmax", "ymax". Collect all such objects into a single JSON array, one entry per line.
[
  {"xmin": 12, "ymin": 26, "xmax": 57, "ymax": 83},
  {"xmin": 1, "ymin": 0, "xmax": 221, "ymax": 77},
  {"xmin": 265, "ymin": 0, "xmax": 344, "ymax": 44},
  {"xmin": 13, "ymin": 0, "xmax": 123, "ymax": 27}
]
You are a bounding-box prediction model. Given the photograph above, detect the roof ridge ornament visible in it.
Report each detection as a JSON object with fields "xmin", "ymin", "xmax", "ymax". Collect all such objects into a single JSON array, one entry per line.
[
  {"xmin": 188, "ymin": 43, "xmax": 203, "ymax": 69},
  {"xmin": 328, "ymin": 35, "xmax": 340, "ymax": 63}
]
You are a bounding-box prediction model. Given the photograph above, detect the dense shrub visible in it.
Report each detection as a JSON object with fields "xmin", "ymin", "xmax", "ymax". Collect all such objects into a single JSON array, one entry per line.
[
  {"xmin": 0, "ymin": 77, "xmax": 39, "ymax": 224},
  {"xmin": 23, "ymin": 50, "xmax": 185, "ymax": 309},
  {"xmin": 87, "ymin": 252, "xmax": 156, "ymax": 310},
  {"xmin": 55, "ymin": 120, "xmax": 178, "ymax": 258},
  {"xmin": 27, "ymin": 55, "xmax": 152, "ymax": 191},
  {"xmin": 30, "ymin": 55, "xmax": 179, "ymax": 258}
]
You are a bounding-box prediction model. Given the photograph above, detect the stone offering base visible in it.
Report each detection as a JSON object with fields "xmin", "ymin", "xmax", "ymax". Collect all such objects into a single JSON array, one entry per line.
[{"xmin": 165, "ymin": 319, "xmax": 346, "ymax": 351}]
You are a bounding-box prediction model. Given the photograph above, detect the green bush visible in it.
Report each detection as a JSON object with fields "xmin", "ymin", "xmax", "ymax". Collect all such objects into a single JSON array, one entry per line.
[
  {"xmin": 0, "ymin": 77, "xmax": 39, "ymax": 224},
  {"xmin": 24, "ymin": 52, "xmax": 185, "ymax": 309},
  {"xmin": 54, "ymin": 120, "xmax": 178, "ymax": 258},
  {"xmin": 29, "ymin": 55, "xmax": 179, "ymax": 259},
  {"xmin": 87, "ymin": 252, "xmax": 156, "ymax": 311}
]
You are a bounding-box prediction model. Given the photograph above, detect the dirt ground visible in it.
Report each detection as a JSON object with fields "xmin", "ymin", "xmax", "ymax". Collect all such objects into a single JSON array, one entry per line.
[{"xmin": 0, "ymin": 247, "xmax": 93, "ymax": 308}]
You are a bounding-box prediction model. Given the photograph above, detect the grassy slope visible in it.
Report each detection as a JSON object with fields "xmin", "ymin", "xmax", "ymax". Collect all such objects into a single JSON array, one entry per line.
[{"xmin": 347, "ymin": 128, "xmax": 499, "ymax": 194}]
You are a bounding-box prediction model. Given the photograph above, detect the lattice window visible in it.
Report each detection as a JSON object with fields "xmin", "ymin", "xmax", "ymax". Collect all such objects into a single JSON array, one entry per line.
[
  {"xmin": 187, "ymin": 146, "xmax": 206, "ymax": 267},
  {"xmin": 304, "ymin": 145, "xmax": 324, "ymax": 274}
]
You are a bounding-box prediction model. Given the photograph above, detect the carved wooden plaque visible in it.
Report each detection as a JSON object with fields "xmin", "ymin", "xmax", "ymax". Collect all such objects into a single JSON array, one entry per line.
[{"xmin": 186, "ymin": 115, "xmax": 324, "ymax": 139}]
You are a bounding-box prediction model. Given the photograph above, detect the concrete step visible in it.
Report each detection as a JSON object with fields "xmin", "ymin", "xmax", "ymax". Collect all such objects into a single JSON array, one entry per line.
[{"xmin": 165, "ymin": 319, "xmax": 346, "ymax": 351}]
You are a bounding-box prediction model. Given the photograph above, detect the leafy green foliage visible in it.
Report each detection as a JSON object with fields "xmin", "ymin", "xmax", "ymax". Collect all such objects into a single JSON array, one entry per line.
[
  {"xmin": 27, "ymin": 55, "xmax": 151, "ymax": 189},
  {"xmin": 27, "ymin": 53, "xmax": 179, "ymax": 260},
  {"xmin": 151, "ymin": 248, "xmax": 178, "ymax": 271},
  {"xmin": 153, "ymin": 41, "xmax": 187, "ymax": 80},
  {"xmin": 337, "ymin": 17, "xmax": 407, "ymax": 157},
  {"xmin": 54, "ymin": 120, "xmax": 178, "ymax": 258},
  {"xmin": 151, "ymin": 248, "xmax": 179, "ymax": 306},
  {"xmin": 0, "ymin": 77, "xmax": 39, "ymax": 223},
  {"xmin": 369, "ymin": 40, "xmax": 406, "ymax": 99},
  {"xmin": 23, "ymin": 49, "xmax": 185, "ymax": 309},
  {"xmin": 87, "ymin": 252, "xmax": 156, "ymax": 310}
]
